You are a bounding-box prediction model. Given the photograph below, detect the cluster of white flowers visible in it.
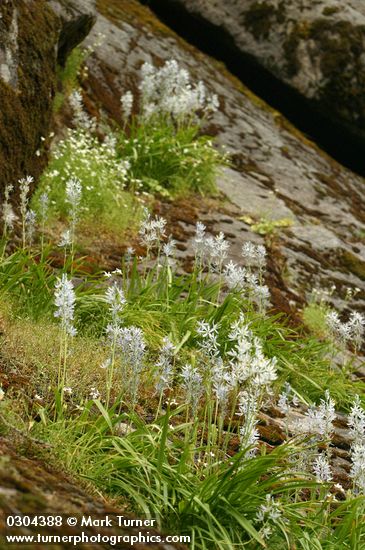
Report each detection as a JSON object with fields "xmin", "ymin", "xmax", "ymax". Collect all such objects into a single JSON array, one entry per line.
[
  {"xmin": 181, "ymin": 363, "xmax": 203, "ymax": 415},
  {"xmin": 58, "ymin": 177, "xmax": 82, "ymax": 252},
  {"xmin": 69, "ymin": 90, "xmax": 95, "ymax": 131},
  {"xmin": 191, "ymin": 223, "xmax": 270, "ymax": 309},
  {"xmin": 121, "ymin": 91, "xmax": 134, "ymax": 121},
  {"xmin": 228, "ymin": 313, "xmax": 277, "ymax": 389},
  {"xmin": 237, "ymin": 389, "xmax": 260, "ymax": 457},
  {"xmin": 304, "ymin": 390, "xmax": 336, "ymax": 440},
  {"xmin": 155, "ymin": 337, "xmax": 175, "ymax": 394},
  {"xmin": 139, "ymin": 209, "xmax": 167, "ymax": 251},
  {"xmin": 224, "ymin": 261, "xmax": 247, "ymax": 291},
  {"xmin": 51, "ymin": 125, "xmax": 129, "ymax": 200},
  {"xmin": 105, "ymin": 281, "xmax": 126, "ymax": 323},
  {"xmin": 313, "ymin": 453, "xmax": 332, "ymax": 483},
  {"xmin": 326, "ymin": 310, "xmax": 365, "ymax": 350},
  {"xmin": 255, "ymin": 494, "xmax": 282, "ymax": 530},
  {"xmin": 277, "ymin": 382, "xmax": 299, "ymax": 414},
  {"xmin": 2, "ymin": 184, "xmax": 17, "ymax": 235},
  {"xmin": 206, "ymin": 232, "xmax": 230, "ymax": 273},
  {"xmin": 129, "ymin": 59, "xmax": 219, "ymax": 122},
  {"xmin": 38, "ymin": 191, "xmax": 49, "ymax": 227},
  {"xmin": 348, "ymin": 395, "xmax": 365, "ymax": 494},
  {"xmin": 54, "ymin": 273, "xmax": 77, "ymax": 336},
  {"xmin": 196, "ymin": 320, "xmax": 220, "ymax": 359},
  {"xmin": 19, "ymin": 175, "xmax": 35, "ymax": 248},
  {"xmin": 162, "ymin": 237, "xmax": 177, "ymax": 269},
  {"xmin": 25, "ymin": 209, "xmax": 36, "ymax": 246}
]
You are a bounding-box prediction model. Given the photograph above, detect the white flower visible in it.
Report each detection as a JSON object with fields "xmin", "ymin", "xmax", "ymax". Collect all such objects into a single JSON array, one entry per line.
[
  {"xmin": 192, "ymin": 221, "xmax": 206, "ymax": 259},
  {"xmin": 25, "ymin": 209, "xmax": 36, "ymax": 245},
  {"xmin": 181, "ymin": 363, "xmax": 203, "ymax": 413},
  {"xmin": 39, "ymin": 192, "xmax": 49, "ymax": 223},
  {"xmin": 206, "ymin": 232, "xmax": 230, "ymax": 271},
  {"xmin": 54, "ymin": 274, "xmax": 77, "ymax": 336},
  {"xmin": 19, "ymin": 175, "xmax": 33, "ymax": 217},
  {"xmin": 305, "ymin": 390, "xmax": 335, "ymax": 439},
  {"xmin": 105, "ymin": 282, "xmax": 126, "ymax": 321},
  {"xmin": 139, "ymin": 59, "xmax": 218, "ymax": 122},
  {"xmin": 121, "ymin": 91, "xmax": 134, "ymax": 120},
  {"xmin": 350, "ymin": 443, "xmax": 365, "ymax": 494},
  {"xmin": 224, "ymin": 261, "xmax": 247, "ymax": 291},
  {"xmin": 242, "ymin": 242, "xmax": 266, "ymax": 268},
  {"xmin": 69, "ymin": 90, "xmax": 95, "ymax": 130},
  {"xmin": 313, "ymin": 454, "xmax": 332, "ymax": 482},
  {"xmin": 348, "ymin": 395, "xmax": 365, "ymax": 446},
  {"xmin": 196, "ymin": 320, "xmax": 220, "ymax": 359},
  {"xmin": 2, "ymin": 202, "xmax": 17, "ymax": 231},
  {"xmin": 58, "ymin": 229, "xmax": 72, "ymax": 248},
  {"xmin": 155, "ymin": 337, "xmax": 175, "ymax": 393},
  {"xmin": 90, "ymin": 387, "xmax": 101, "ymax": 400},
  {"xmin": 139, "ymin": 209, "xmax": 167, "ymax": 249},
  {"xmin": 256, "ymin": 494, "xmax": 282, "ymax": 523}
]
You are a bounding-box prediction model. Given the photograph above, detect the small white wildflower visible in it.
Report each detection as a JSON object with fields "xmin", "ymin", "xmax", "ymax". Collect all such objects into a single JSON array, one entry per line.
[
  {"xmin": 305, "ymin": 390, "xmax": 335, "ymax": 439},
  {"xmin": 350, "ymin": 443, "xmax": 365, "ymax": 494},
  {"xmin": 242, "ymin": 242, "xmax": 266, "ymax": 269},
  {"xmin": 2, "ymin": 202, "xmax": 17, "ymax": 231},
  {"xmin": 90, "ymin": 387, "xmax": 101, "ymax": 400},
  {"xmin": 58, "ymin": 229, "xmax": 72, "ymax": 248},
  {"xmin": 25, "ymin": 209, "xmax": 36, "ymax": 245},
  {"xmin": 181, "ymin": 363, "xmax": 203, "ymax": 414},
  {"xmin": 256, "ymin": 494, "xmax": 282, "ymax": 523},
  {"xmin": 348, "ymin": 395, "xmax": 365, "ymax": 446},
  {"xmin": 313, "ymin": 454, "xmax": 332, "ymax": 482},
  {"xmin": 121, "ymin": 91, "xmax": 134, "ymax": 120},
  {"xmin": 155, "ymin": 337, "xmax": 175, "ymax": 393},
  {"xmin": 192, "ymin": 221, "xmax": 206, "ymax": 260},
  {"xmin": 224, "ymin": 261, "xmax": 247, "ymax": 291},
  {"xmin": 105, "ymin": 282, "xmax": 126, "ymax": 321},
  {"xmin": 54, "ymin": 274, "xmax": 77, "ymax": 336}
]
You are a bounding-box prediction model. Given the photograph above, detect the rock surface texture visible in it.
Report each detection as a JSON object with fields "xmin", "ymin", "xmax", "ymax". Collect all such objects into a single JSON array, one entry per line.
[
  {"xmin": 50, "ymin": 0, "xmax": 365, "ymax": 315},
  {"xmin": 0, "ymin": 0, "xmax": 59, "ymax": 197},
  {"xmin": 154, "ymin": 0, "xmax": 365, "ymax": 168}
]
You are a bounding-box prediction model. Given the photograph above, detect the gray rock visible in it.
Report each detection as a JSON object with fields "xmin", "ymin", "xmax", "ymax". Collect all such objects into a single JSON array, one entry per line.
[{"xmin": 157, "ymin": 0, "xmax": 365, "ymax": 163}]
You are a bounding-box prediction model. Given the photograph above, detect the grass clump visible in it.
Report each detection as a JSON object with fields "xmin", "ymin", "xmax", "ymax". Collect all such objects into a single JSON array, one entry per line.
[{"xmin": 118, "ymin": 59, "xmax": 226, "ymax": 196}]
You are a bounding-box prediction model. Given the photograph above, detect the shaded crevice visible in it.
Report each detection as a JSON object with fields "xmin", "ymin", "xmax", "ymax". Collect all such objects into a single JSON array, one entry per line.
[{"xmin": 141, "ymin": 0, "xmax": 365, "ymax": 177}]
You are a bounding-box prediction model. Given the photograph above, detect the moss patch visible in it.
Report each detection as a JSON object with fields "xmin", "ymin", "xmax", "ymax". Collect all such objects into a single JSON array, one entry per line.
[
  {"xmin": 243, "ymin": 1, "xmax": 277, "ymax": 40},
  {"xmin": 341, "ymin": 250, "xmax": 365, "ymax": 281},
  {"xmin": 0, "ymin": 0, "xmax": 59, "ymax": 198}
]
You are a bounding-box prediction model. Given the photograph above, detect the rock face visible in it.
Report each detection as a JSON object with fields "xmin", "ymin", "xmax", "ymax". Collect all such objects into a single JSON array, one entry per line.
[
  {"xmin": 152, "ymin": 0, "xmax": 365, "ymax": 170},
  {"xmin": 49, "ymin": 0, "xmax": 365, "ymax": 315},
  {"xmin": 0, "ymin": 0, "xmax": 59, "ymax": 197}
]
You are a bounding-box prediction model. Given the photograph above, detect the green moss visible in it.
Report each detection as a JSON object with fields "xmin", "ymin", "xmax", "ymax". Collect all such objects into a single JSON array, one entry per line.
[
  {"xmin": 0, "ymin": 0, "xmax": 59, "ymax": 197},
  {"xmin": 341, "ymin": 250, "xmax": 365, "ymax": 280},
  {"xmin": 53, "ymin": 46, "xmax": 86, "ymax": 113},
  {"xmin": 284, "ymin": 17, "xmax": 365, "ymax": 130},
  {"xmin": 322, "ymin": 6, "xmax": 340, "ymax": 17},
  {"xmin": 244, "ymin": 1, "xmax": 277, "ymax": 39}
]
